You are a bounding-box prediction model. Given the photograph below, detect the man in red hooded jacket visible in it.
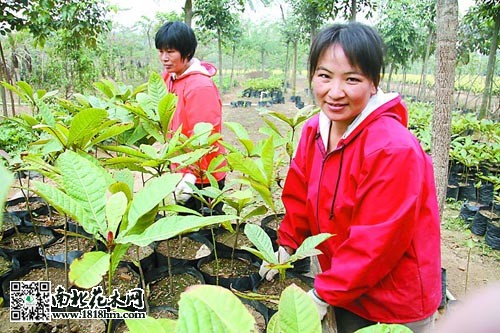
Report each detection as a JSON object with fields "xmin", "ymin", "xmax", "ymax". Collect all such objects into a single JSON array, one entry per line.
[
  {"xmin": 155, "ymin": 21, "xmax": 226, "ymax": 215},
  {"xmin": 260, "ymin": 22, "xmax": 441, "ymax": 333}
]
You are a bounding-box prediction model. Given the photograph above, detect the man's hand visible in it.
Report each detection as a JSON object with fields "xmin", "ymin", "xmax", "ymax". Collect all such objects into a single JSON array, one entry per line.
[
  {"xmin": 258, "ymin": 246, "xmax": 291, "ymax": 281},
  {"xmin": 307, "ymin": 289, "xmax": 329, "ymax": 320},
  {"xmin": 174, "ymin": 173, "xmax": 196, "ymax": 204}
]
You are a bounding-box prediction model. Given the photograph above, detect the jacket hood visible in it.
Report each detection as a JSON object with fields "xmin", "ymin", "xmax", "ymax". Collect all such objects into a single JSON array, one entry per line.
[
  {"xmin": 319, "ymin": 90, "xmax": 406, "ymax": 150},
  {"xmin": 174, "ymin": 58, "xmax": 217, "ymax": 80}
]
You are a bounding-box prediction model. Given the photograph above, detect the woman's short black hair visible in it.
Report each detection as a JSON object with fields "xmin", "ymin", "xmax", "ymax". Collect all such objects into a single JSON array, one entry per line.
[
  {"xmin": 155, "ymin": 21, "xmax": 197, "ymax": 61},
  {"xmin": 308, "ymin": 22, "xmax": 385, "ymax": 89}
]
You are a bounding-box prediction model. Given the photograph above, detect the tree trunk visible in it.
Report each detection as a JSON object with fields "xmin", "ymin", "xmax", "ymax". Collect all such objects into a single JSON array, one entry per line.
[
  {"xmin": 0, "ymin": 41, "xmax": 16, "ymax": 117},
  {"xmin": 292, "ymin": 40, "xmax": 298, "ymax": 97},
  {"xmin": 217, "ymin": 29, "xmax": 223, "ymax": 90},
  {"xmin": 230, "ymin": 44, "xmax": 235, "ymax": 90},
  {"xmin": 351, "ymin": 0, "xmax": 357, "ymax": 21},
  {"xmin": 184, "ymin": 0, "xmax": 193, "ymax": 27},
  {"xmin": 418, "ymin": 30, "xmax": 434, "ymax": 100},
  {"xmin": 432, "ymin": 0, "xmax": 458, "ymax": 213},
  {"xmin": 386, "ymin": 64, "xmax": 394, "ymax": 92},
  {"xmin": 478, "ymin": 10, "xmax": 499, "ymax": 119}
]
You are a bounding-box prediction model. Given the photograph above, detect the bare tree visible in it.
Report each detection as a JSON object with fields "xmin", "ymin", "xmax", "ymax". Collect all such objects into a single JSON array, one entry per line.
[{"xmin": 432, "ymin": 0, "xmax": 458, "ymax": 213}]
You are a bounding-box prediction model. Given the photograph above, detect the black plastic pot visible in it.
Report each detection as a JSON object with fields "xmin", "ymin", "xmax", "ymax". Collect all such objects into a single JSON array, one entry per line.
[
  {"xmin": 485, "ymin": 220, "xmax": 500, "ymax": 250},
  {"xmin": 260, "ymin": 214, "xmax": 284, "ymax": 245},
  {"xmin": 457, "ymin": 182, "xmax": 477, "ymax": 202},
  {"xmin": 477, "ymin": 183, "xmax": 494, "ymax": 206},
  {"xmin": 470, "ymin": 210, "xmax": 488, "ymax": 236},
  {"xmin": 446, "ymin": 185, "xmax": 459, "ymax": 201},
  {"xmin": 459, "ymin": 202, "xmax": 480, "ymax": 224},
  {"xmin": 1, "ymin": 224, "xmax": 61, "ymax": 266},
  {"xmin": 197, "ymin": 245, "xmax": 261, "ymax": 292},
  {"xmin": 145, "ymin": 265, "xmax": 205, "ymax": 309}
]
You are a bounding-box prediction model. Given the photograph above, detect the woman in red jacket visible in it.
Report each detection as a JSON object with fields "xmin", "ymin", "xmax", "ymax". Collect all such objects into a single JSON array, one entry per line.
[
  {"xmin": 260, "ymin": 22, "xmax": 441, "ymax": 333},
  {"xmin": 155, "ymin": 21, "xmax": 226, "ymax": 215}
]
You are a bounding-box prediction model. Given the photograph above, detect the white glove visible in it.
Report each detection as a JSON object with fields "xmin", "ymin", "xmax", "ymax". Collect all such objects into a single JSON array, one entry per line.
[
  {"xmin": 307, "ymin": 289, "xmax": 329, "ymax": 321},
  {"xmin": 174, "ymin": 173, "xmax": 196, "ymax": 204},
  {"xmin": 259, "ymin": 246, "xmax": 291, "ymax": 281}
]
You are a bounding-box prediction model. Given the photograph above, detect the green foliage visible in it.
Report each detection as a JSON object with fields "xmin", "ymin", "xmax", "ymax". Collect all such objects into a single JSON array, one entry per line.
[
  {"xmin": 0, "ymin": 164, "xmax": 15, "ymax": 229},
  {"xmin": 122, "ymin": 283, "xmax": 321, "ymax": 333},
  {"xmin": 354, "ymin": 323, "xmax": 413, "ymax": 333},
  {"xmin": 0, "ymin": 117, "xmax": 38, "ymax": 162},
  {"xmin": 241, "ymin": 223, "xmax": 332, "ymax": 282},
  {"xmin": 266, "ymin": 284, "xmax": 322, "ymax": 333},
  {"xmin": 241, "ymin": 77, "xmax": 283, "ymax": 91}
]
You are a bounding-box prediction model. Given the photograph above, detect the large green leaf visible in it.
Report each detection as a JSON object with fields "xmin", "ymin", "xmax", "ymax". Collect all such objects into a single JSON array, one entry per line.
[
  {"xmin": 289, "ymin": 233, "xmax": 332, "ymax": 263},
  {"xmin": 277, "ymin": 284, "xmax": 321, "ymax": 333},
  {"xmin": 119, "ymin": 214, "xmax": 237, "ymax": 247},
  {"xmin": 354, "ymin": 323, "xmax": 414, "ymax": 333},
  {"xmin": 106, "ymin": 191, "xmax": 128, "ymax": 236},
  {"xmin": 90, "ymin": 122, "xmax": 134, "ymax": 147},
  {"xmin": 148, "ymin": 71, "xmax": 169, "ymax": 109},
  {"xmin": 226, "ymin": 153, "xmax": 266, "ymax": 184},
  {"xmin": 57, "ymin": 151, "xmax": 114, "ymax": 236},
  {"xmin": 123, "ymin": 315, "xmax": 175, "ymax": 333},
  {"xmin": 33, "ymin": 181, "xmax": 97, "ymax": 235},
  {"xmin": 242, "ymin": 224, "xmax": 276, "ymax": 264},
  {"xmin": 69, "ymin": 251, "xmax": 110, "ymax": 288},
  {"xmin": 0, "ymin": 165, "xmax": 14, "ymax": 230},
  {"xmin": 125, "ymin": 173, "xmax": 182, "ymax": 233},
  {"xmin": 177, "ymin": 285, "xmax": 255, "ymax": 333},
  {"xmin": 67, "ymin": 108, "xmax": 108, "ymax": 148},
  {"xmin": 158, "ymin": 92, "xmax": 177, "ymax": 134},
  {"xmin": 260, "ymin": 136, "xmax": 275, "ymax": 187}
]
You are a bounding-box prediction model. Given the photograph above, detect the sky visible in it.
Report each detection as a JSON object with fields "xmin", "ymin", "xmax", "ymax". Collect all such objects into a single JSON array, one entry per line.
[{"xmin": 108, "ymin": 0, "xmax": 475, "ymax": 28}]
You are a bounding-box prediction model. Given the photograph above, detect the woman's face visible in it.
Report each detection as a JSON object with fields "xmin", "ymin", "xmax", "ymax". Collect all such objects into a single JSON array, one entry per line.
[
  {"xmin": 312, "ymin": 44, "xmax": 376, "ymax": 125},
  {"xmin": 158, "ymin": 48, "xmax": 189, "ymax": 76}
]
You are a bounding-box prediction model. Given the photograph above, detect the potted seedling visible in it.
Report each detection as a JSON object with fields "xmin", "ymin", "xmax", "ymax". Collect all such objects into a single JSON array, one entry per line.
[{"xmin": 237, "ymin": 223, "xmax": 332, "ymax": 313}]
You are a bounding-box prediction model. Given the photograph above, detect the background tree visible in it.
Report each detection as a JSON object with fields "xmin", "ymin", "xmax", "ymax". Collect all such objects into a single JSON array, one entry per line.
[
  {"xmin": 432, "ymin": 0, "xmax": 458, "ymax": 213},
  {"xmin": 414, "ymin": 0, "xmax": 437, "ymax": 100},
  {"xmin": 194, "ymin": 0, "xmax": 245, "ymax": 89},
  {"xmin": 377, "ymin": 0, "xmax": 422, "ymax": 92},
  {"xmin": 461, "ymin": 0, "xmax": 499, "ymax": 119},
  {"xmin": 0, "ymin": 0, "xmax": 111, "ymax": 115}
]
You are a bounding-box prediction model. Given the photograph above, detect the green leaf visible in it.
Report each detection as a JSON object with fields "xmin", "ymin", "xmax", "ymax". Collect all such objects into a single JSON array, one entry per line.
[
  {"xmin": 90, "ymin": 122, "xmax": 134, "ymax": 147},
  {"xmin": 119, "ymin": 214, "xmax": 237, "ymax": 247},
  {"xmin": 289, "ymin": 233, "xmax": 332, "ymax": 263},
  {"xmin": 33, "ymin": 181, "xmax": 97, "ymax": 235},
  {"xmin": 69, "ymin": 251, "xmax": 110, "ymax": 288},
  {"xmin": 158, "ymin": 93, "xmax": 177, "ymax": 134},
  {"xmin": 243, "ymin": 224, "xmax": 276, "ymax": 263},
  {"xmin": 67, "ymin": 108, "xmax": 108, "ymax": 148},
  {"xmin": 0, "ymin": 165, "xmax": 14, "ymax": 230},
  {"xmin": 110, "ymin": 243, "xmax": 130, "ymax": 277},
  {"xmin": 123, "ymin": 314, "xmax": 175, "ymax": 333},
  {"xmin": 266, "ymin": 313, "xmax": 279, "ymax": 333},
  {"xmin": 354, "ymin": 323, "xmax": 414, "ymax": 333},
  {"xmin": 106, "ymin": 191, "xmax": 128, "ymax": 236},
  {"xmin": 177, "ymin": 285, "xmax": 255, "ymax": 333},
  {"xmin": 125, "ymin": 173, "xmax": 182, "ymax": 233},
  {"xmin": 277, "ymin": 284, "xmax": 321, "ymax": 333},
  {"xmin": 57, "ymin": 151, "xmax": 114, "ymax": 236}
]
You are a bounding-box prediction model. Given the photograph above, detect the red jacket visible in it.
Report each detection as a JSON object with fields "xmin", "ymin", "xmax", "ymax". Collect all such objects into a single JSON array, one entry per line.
[
  {"xmin": 278, "ymin": 91, "xmax": 441, "ymax": 323},
  {"xmin": 162, "ymin": 59, "xmax": 226, "ymax": 183}
]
